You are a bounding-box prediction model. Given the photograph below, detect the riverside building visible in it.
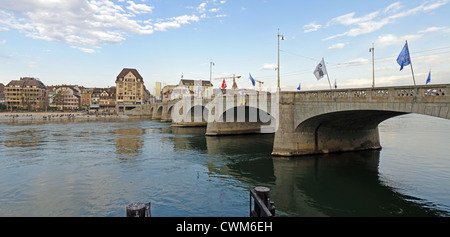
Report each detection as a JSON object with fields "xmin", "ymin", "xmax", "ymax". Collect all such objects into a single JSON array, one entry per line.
[
  {"xmin": 115, "ymin": 68, "xmax": 145, "ymax": 113},
  {"xmin": 4, "ymin": 77, "xmax": 49, "ymax": 110}
]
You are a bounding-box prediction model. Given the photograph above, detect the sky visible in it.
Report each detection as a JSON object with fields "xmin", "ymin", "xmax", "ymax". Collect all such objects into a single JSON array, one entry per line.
[{"xmin": 0, "ymin": 0, "xmax": 449, "ymax": 94}]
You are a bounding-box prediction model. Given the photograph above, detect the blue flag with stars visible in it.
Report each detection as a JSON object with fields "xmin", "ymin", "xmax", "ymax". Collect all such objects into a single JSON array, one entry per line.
[
  {"xmin": 426, "ymin": 71, "xmax": 431, "ymax": 84},
  {"xmin": 397, "ymin": 42, "xmax": 411, "ymax": 71},
  {"xmin": 297, "ymin": 83, "xmax": 301, "ymax": 90}
]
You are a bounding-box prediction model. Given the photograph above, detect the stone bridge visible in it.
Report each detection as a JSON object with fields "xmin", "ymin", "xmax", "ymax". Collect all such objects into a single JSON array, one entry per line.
[
  {"xmin": 272, "ymin": 84, "xmax": 449, "ymax": 156},
  {"xmin": 138, "ymin": 84, "xmax": 449, "ymax": 156}
]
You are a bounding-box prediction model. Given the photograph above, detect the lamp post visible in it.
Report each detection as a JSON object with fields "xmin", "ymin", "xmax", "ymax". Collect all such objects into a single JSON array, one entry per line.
[
  {"xmin": 277, "ymin": 29, "xmax": 284, "ymax": 90},
  {"xmin": 369, "ymin": 43, "xmax": 375, "ymax": 88},
  {"xmin": 210, "ymin": 59, "xmax": 215, "ymax": 83}
]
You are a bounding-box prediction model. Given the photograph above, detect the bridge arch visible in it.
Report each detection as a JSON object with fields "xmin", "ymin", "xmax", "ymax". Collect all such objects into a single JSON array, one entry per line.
[
  {"xmin": 157, "ymin": 105, "xmax": 163, "ymax": 115},
  {"xmin": 295, "ymin": 110, "xmax": 407, "ymax": 154},
  {"xmin": 151, "ymin": 105, "xmax": 163, "ymax": 120},
  {"xmin": 206, "ymin": 105, "xmax": 277, "ymax": 135},
  {"xmin": 215, "ymin": 105, "xmax": 274, "ymax": 123},
  {"xmin": 272, "ymin": 84, "xmax": 450, "ymax": 156},
  {"xmin": 171, "ymin": 104, "xmax": 210, "ymax": 127}
]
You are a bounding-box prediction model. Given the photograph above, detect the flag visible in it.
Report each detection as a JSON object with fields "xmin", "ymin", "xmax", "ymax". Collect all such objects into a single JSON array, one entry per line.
[
  {"xmin": 249, "ymin": 73, "xmax": 255, "ymax": 86},
  {"xmin": 426, "ymin": 71, "xmax": 431, "ymax": 85},
  {"xmin": 297, "ymin": 83, "xmax": 301, "ymax": 91},
  {"xmin": 334, "ymin": 79, "xmax": 337, "ymax": 89},
  {"xmin": 397, "ymin": 42, "xmax": 411, "ymax": 71},
  {"xmin": 313, "ymin": 58, "xmax": 327, "ymax": 80},
  {"xmin": 221, "ymin": 79, "xmax": 227, "ymax": 89}
]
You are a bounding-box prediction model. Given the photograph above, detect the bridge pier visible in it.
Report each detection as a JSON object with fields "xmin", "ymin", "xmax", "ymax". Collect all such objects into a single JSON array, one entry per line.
[
  {"xmin": 160, "ymin": 104, "xmax": 173, "ymax": 123},
  {"xmin": 205, "ymin": 121, "xmax": 263, "ymax": 135},
  {"xmin": 151, "ymin": 104, "xmax": 163, "ymax": 121},
  {"xmin": 272, "ymin": 124, "xmax": 382, "ymax": 156}
]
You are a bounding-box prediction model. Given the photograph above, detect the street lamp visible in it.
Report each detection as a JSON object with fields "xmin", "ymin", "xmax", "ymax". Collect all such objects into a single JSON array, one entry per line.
[
  {"xmin": 210, "ymin": 59, "xmax": 215, "ymax": 83},
  {"xmin": 369, "ymin": 43, "xmax": 375, "ymax": 88},
  {"xmin": 277, "ymin": 29, "xmax": 284, "ymax": 90}
]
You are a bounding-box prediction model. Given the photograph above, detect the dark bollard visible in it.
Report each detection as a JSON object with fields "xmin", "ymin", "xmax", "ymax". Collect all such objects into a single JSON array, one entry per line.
[
  {"xmin": 250, "ymin": 186, "xmax": 275, "ymax": 217},
  {"xmin": 126, "ymin": 202, "xmax": 151, "ymax": 217}
]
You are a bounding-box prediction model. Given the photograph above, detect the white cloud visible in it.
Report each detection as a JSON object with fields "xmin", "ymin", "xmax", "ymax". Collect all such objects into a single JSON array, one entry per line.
[
  {"xmin": 154, "ymin": 15, "xmax": 200, "ymax": 31},
  {"xmin": 303, "ymin": 22, "xmax": 321, "ymax": 33},
  {"xmin": 423, "ymin": 0, "xmax": 449, "ymax": 11},
  {"xmin": 259, "ymin": 63, "xmax": 278, "ymax": 71},
  {"xmin": 327, "ymin": 11, "xmax": 380, "ymax": 26},
  {"xmin": 328, "ymin": 42, "xmax": 348, "ymax": 50},
  {"xmin": 0, "ymin": 0, "xmax": 222, "ymax": 52},
  {"xmin": 322, "ymin": 1, "xmax": 448, "ymax": 40},
  {"xmin": 126, "ymin": 1, "xmax": 153, "ymax": 14},
  {"xmin": 197, "ymin": 3, "xmax": 207, "ymax": 13},
  {"xmin": 71, "ymin": 46, "xmax": 96, "ymax": 54},
  {"xmin": 384, "ymin": 2, "xmax": 403, "ymax": 14},
  {"xmin": 376, "ymin": 33, "xmax": 423, "ymax": 47},
  {"xmin": 418, "ymin": 26, "xmax": 449, "ymax": 33}
]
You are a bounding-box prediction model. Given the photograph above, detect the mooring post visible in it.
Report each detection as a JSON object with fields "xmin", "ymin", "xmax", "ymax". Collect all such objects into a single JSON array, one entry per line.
[
  {"xmin": 251, "ymin": 186, "xmax": 275, "ymax": 217},
  {"xmin": 126, "ymin": 202, "xmax": 151, "ymax": 217}
]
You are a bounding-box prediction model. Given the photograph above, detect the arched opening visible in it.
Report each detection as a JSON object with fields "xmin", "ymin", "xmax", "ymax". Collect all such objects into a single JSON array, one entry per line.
[
  {"xmin": 187, "ymin": 105, "xmax": 209, "ymax": 123},
  {"xmin": 206, "ymin": 106, "xmax": 277, "ymax": 135},
  {"xmin": 156, "ymin": 106, "xmax": 163, "ymax": 116},
  {"xmin": 294, "ymin": 110, "xmax": 408, "ymax": 154}
]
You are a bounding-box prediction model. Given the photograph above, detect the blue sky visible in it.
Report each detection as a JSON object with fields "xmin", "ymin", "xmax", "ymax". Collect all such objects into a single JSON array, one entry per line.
[{"xmin": 0, "ymin": 0, "xmax": 449, "ymax": 94}]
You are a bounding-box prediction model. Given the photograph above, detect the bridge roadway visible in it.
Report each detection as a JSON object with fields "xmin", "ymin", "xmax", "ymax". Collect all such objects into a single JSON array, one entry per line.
[{"xmin": 136, "ymin": 84, "xmax": 449, "ymax": 156}]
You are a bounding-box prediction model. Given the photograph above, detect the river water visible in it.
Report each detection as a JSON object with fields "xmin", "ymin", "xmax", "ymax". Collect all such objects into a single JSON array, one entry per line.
[{"xmin": 0, "ymin": 114, "xmax": 449, "ymax": 217}]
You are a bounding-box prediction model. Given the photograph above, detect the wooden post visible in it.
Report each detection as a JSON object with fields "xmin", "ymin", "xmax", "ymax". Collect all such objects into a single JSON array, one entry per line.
[{"xmin": 126, "ymin": 202, "xmax": 151, "ymax": 217}]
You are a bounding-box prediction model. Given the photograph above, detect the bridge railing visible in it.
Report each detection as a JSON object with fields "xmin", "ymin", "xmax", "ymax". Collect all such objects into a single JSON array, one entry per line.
[{"xmin": 293, "ymin": 84, "xmax": 449, "ymax": 103}]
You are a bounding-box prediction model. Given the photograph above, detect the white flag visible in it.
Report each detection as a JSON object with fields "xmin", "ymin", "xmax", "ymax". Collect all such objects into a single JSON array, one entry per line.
[{"xmin": 313, "ymin": 58, "xmax": 327, "ymax": 80}]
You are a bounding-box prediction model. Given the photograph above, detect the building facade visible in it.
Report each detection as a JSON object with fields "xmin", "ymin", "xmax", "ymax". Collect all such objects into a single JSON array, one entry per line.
[
  {"xmin": 99, "ymin": 87, "xmax": 116, "ymax": 114},
  {"xmin": 178, "ymin": 79, "xmax": 213, "ymax": 98},
  {"xmin": 115, "ymin": 68, "xmax": 145, "ymax": 113},
  {"xmin": 80, "ymin": 88, "xmax": 92, "ymax": 111},
  {"xmin": 4, "ymin": 77, "xmax": 49, "ymax": 110},
  {"xmin": 49, "ymin": 85, "xmax": 81, "ymax": 111},
  {"xmin": 0, "ymin": 83, "xmax": 4, "ymax": 105}
]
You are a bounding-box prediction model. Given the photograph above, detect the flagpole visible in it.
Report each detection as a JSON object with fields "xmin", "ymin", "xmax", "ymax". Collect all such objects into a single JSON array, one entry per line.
[
  {"xmin": 210, "ymin": 60, "xmax": 214, "ymax": 83},
  {"xmin": 323, "ymin": 58, "xmax": 335, "ymax": 101},
  {"xmin": 323, "ymin": 58, "xmax": 332, "ymax": 90},
  {"xmin": 406, "ymin": 40, "xmax": 417, "ymax": 97}
]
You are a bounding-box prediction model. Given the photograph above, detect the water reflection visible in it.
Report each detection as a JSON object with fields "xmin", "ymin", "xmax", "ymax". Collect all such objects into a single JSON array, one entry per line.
[
  {"xmin": 0, "ymin": 116, "xmax": 448, "ymax": 217},
  {"xmin": 115, "ymin": 127, "xmax": 144, "ymax": 155},
  {"xmin": 171, "ymin": 127, "xmax": 208, "ymax": 152},
  {"xmin": 175, "ymin": 127, "xmax": 447, "ymax": 216},
  {"xmin": 5, "ymin": 129, "xmax": 44, "ymax": 148},
  {"xmin": 271, "ymin": 151, "xmax": 447, "ymax": 217}
]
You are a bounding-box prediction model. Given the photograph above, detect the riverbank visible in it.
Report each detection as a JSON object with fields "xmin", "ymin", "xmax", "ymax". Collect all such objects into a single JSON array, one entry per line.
[{"xmin": 0, "ymin": 112, "xmax": 142, "ymax": 123}]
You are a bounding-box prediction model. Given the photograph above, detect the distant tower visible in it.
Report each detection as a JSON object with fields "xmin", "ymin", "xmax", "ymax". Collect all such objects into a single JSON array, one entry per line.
[{"xmin": 155, "ymin": 82, "xmax": 161, "ymax": 98}]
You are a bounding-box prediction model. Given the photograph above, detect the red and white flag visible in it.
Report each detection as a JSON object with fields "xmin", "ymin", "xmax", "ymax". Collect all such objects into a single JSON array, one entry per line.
[{"xmin": 221, "ymin": 79, "xmax": 227, "ymax": 89}]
